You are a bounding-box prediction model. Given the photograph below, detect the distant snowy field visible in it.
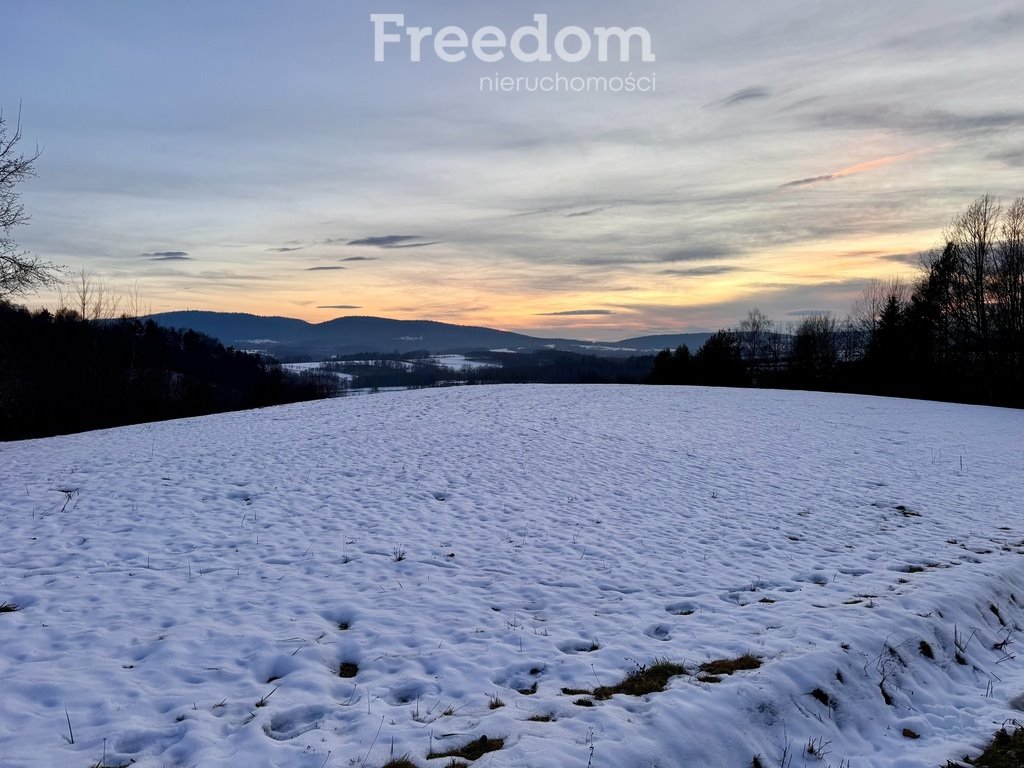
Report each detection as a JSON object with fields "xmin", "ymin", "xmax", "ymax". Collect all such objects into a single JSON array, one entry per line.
[
  {"xmin": 280, "ymin": 362, "xmax": 354, "ymax": 381},
  {"xmin": 283, "ymin": 356, "xmax": 498, "ymax": 375},
  {"xmin": 427, "ymin": 354, "xmax": 499, "ymax": 371},
  {"xmin": 2, "ymin": 385, "xmax": 1023, "ymax": 768}
]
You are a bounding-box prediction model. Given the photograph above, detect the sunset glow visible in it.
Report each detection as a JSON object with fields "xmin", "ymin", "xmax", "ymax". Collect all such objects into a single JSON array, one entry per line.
[{"xmin": 5, "ymin": 1, "xmax": 1022, "ymax": 338}]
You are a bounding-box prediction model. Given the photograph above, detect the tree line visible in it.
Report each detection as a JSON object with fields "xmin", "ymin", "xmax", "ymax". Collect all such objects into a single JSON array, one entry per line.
[
  {"xmin": 0, "ymin": 302, "xmax": 337, "ymax": 440},
  {"xmin": 649, "ymin": 195, "xmax": 1024, "ymax": 408}
]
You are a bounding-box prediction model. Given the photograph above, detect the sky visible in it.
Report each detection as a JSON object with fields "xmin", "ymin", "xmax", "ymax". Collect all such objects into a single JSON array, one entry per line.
[{"xmin": 3, "ymin": 1, "xmax": 1023, "ymax": 340}]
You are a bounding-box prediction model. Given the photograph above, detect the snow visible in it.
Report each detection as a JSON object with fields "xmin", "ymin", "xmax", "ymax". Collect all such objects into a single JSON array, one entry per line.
[
  {"xmin": 425, "ymin": 355, "xmax": 499, "ymax": 371},
  {"xmin": 281, "ymin": 362, "xmax": 354, "ymax": 382},
  {"xmin": 1, "ymin": 385, "xmax": 1023, "ymax": 768},
  {"xmin": 335, "ymin": 359, "xmax": 418, "ymax": 371},
  {"xmin": 574, "ymin": 344, "xmax": 636, "ymax": 353}
]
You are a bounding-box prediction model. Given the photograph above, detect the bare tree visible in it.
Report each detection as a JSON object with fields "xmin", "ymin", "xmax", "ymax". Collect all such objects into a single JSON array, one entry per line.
[
  {"xmin": 0, "ymin": 106, "xmax": 59, "ymax": 300},
  {"xmin": 851, "ymin": 278, "xmax": 909, "ymax": 335},
  {"xmin": 849, "ymin": 277, "xmax": 909, "ymax": 359},
  {"xmin": 57, "ymin": 270, "xmax": 147, "ymax": 321},
  {"xmin": 837, "ymin": 315, "xmax": 861, "ymax": 363},
  {"xmin": 71, "ymin": 268, "xmax": 94, "ymax": 319},
  {"xmin": 122, "ymin": 281, "xmax": 149, "ymax": 320},
  {"xmin": 851, "ymin": 278, "xmax": 888, "ymax": 338},
  {"xmin": 738, "ymin": 308, "xmax": 774, "ymax": 378},
  {"xmin": 765, "ymin": 320, "xmax": 788, "ymax": 371},
  {"xmin": 65, "ymin": 268, "xmax": 121, "ymax": 319},
  {"xmin": 944, "ymin": 194, "xmax": 1001, "ymax": 354},
  {"xmin": 994, "ymin": 197, "xmax": 1024, "ymax": 355},
  {"xmin": 791, "ymin": 313, "xmax": 839, "ymax": 382}
]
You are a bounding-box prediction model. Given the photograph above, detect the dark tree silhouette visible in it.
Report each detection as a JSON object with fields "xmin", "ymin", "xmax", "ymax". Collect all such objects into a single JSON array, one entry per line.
[
  {"xmin": 0, "ymin": 108, "xmax": 59, "ymax": 299},
  {"xmin": 789, "ymin": 315, "xmax": 838, "ymax": 389},
  {"xmin": 0, "ymin": 304, "xmax": 334, "ymax": 440},
  {"xmin": 695, "ymin": 331, "xmax": 748, "ymax": 387}
]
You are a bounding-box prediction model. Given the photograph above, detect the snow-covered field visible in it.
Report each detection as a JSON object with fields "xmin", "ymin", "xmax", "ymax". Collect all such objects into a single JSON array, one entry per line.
[{"xmin": 1, "ymin": 385, "xmax": 1023, "ymax": 768}]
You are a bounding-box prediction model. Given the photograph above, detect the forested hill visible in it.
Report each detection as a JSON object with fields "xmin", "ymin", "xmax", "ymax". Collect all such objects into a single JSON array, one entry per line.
[{"xmin": 148, "ymin": 311, "xmax": 712, "ymax": 359}]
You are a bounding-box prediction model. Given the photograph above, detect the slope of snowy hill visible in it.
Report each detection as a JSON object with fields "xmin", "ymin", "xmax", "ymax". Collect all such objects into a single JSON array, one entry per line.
[{"xmin": 1, "ymin": 385, "xmax": 1023, "ymax": 768}]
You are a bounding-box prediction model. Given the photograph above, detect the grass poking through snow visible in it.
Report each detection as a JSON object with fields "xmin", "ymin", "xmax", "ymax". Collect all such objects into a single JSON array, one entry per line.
[
  {"xmin": 427, "ymin": 735, "xmax": 504, "ymax": 762},
  {"xmin": 695, "ymin": 654, "xmax": 763, "ymax": 684},
  {"xmin": 946, "ymin": 726, "xmax": 1024, "ymax": 767},
  {"xmin": 562, "ymin": 658, "xmax": 688, "ymax": 701},
  {"xmin": 699, "ymin": 654, "xmax": 762, "ymax": 677}
]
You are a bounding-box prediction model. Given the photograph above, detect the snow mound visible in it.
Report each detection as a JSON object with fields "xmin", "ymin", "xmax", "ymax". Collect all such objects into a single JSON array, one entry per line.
[{"xmin": 1, "ymin": 385, "xmax": 1022, "ymax": 767}]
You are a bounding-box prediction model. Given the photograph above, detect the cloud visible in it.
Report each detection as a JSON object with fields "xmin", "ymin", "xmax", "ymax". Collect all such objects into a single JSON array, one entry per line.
[
  {"xmin": 317, "ymin": 304, "xmax": 362, "ymax": 310},
  {"xmin": 348, "ymin": 235, "xmax": 418, "ymax": 247},
  {"xmin": 566, "ymin": 206, "xmax": 611, "ymax": 218},
  {"xmin": 339, "ymin": 256, "xmax": 379, "ymax": 262},
  {"xmin": 989, "ymin": 149, "xmax": 1024, "ymax": 167},
  {"xmin": 305, "ymin": 265, "xmax": 347, "ymax": 271},
  {"xmin": 142, "ymin": 251, "xmax": 191, "ymax": 261},
  {"xmin": 879, "ymin": 9, "xmax": 1024, "ymax": 54},
  {"xmin": 151, "ymin": 270, "xmax": 275, "ymax": 291},
  {"xmin": 536, "ymin": 309, "xmax": 616, "ymax": 316},
  {"xmin": 780, "ymin": 150, "xmax": 929, "ymax": 189},
  {"xmin": 268, "ymin": 246, "xmax": 304, "ymax": 253},
  {"xmin": 658, "ymin": 245, "xmax": 738, "ymax": 263},
  {"xmin": 786, "ymin": 309, "xmax": 832, "ymax": 317},
  {"xmin": 570, "ymin": 245, "xmax": 741, "ymax": 268},
  {"xmin": 710, "ymin": 86, "xmax": 771, "ymax": 109},
  {"xmin": 194, "ymin": 270, "xmax": 271, "ymax": 281},
  {"xmin": 347, "ymin": 235, "xmax": 439, "ymax": 249},
  {"xmin": 833, "ymin": 250, "xmax": 883, "ymax": 259},
  {"xmin": 814, "ymin": 105, "xmax": 1024, "ymax": 138},
  {"xmin": 879, "ymin": 251, "xmax": 929, "ymax": 266},
  {"xmin": 660, "ymin": 265, "xmax": 744, "ymax": 277},
  {"xmin": 384, "ymin": 241, "xmax": 442, "ymax": 249},
  {"xmin": 780, "ymin": 174, "xmax": 836, "ymax": 189}
]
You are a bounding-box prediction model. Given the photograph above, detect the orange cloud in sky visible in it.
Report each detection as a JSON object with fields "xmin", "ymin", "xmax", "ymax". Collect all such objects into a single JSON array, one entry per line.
[
  {"xmin": 832, "ymin": 149, "xmax": 929, "ymax": 179},
  {"xmin": 781, "ymin": 148, "xmax": 934, "ymax": 189}
]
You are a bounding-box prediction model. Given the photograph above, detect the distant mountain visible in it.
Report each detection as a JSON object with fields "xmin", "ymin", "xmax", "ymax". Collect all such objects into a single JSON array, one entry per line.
[
  {"xmin": 149, "ymin": 312, "xmax": 312, "ymax": 345},
  {"xmin": 605, "ymin": 333, "xmax": 714, "ymax": 353},
  {"xmin": 147, "ymin": 311, "xmax": 711, "ymax": 359}
]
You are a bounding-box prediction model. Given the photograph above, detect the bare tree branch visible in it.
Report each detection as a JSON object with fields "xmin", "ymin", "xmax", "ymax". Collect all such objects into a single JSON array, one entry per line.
[{"xmin": 0, "ymin": 104, "xmax": 60, "ymax": 300}]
